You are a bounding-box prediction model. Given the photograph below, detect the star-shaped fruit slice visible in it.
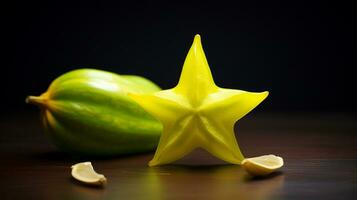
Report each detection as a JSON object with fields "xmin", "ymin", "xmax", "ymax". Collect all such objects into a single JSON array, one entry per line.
[{"xmin": 130, "ymin": 34, "xmax": 269, "ymax": 166}]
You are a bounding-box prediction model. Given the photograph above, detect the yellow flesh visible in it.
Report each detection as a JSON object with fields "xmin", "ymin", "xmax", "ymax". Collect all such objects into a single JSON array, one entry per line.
[
  {"xmin": 241, "ymin": 155, "xmax": 284, "ymax": 176},
  {"xmin": 71, "ymin": 162, "xmax": 106, "ymax": 185},
  {"xmin": 129, "ymin": 34, "xmax": 269, "ymax": 166}
]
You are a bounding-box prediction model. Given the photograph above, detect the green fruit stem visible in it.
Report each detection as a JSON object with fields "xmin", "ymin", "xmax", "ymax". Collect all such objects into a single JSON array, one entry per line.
[{"xmin": 26, "ymin": 96, "xmax": 46, "ymax": 107}]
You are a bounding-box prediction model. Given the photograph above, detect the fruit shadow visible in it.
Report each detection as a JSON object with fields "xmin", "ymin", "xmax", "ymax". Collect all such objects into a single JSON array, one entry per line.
[
  {"xmin": 152, "ymin": 163, "xmax": 240, "ymax": 173},
  {"xmin": 146, "ymin": 164, "xmax": 285, "ymax": 199},
  {"xmin": 243, "ymin": 171, "xmax": 284, "ymax": 182},
  {"xmin": 69, "ymin": 176, "xmax": 106, "ymax": 189},
  {"xmin": 30, "ymin": 149, "xmax": 154, "ymax": 163}
]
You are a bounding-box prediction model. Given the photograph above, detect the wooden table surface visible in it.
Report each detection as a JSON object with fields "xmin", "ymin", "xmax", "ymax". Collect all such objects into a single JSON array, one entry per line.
[{"xmin": 1, "ymin": 112, "xmax": 356, "ymax": 199}]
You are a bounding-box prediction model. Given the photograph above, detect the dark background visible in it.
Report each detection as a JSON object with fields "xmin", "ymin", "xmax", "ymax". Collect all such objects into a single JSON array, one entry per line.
[
  {"xmin": 2, "ymin": 2, "xmax": 357, "ymax": 199},
  {"xmin": 3, "ymin": 1, "xmax": 355, "ymax": 114}
]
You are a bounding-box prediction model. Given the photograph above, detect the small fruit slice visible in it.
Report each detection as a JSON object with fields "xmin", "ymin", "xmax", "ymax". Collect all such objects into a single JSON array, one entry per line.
[
  {"xmin": 71, "ymin": 162, "xmax": 107, "ymax": 186},
  {"xmin": 241, "ymin": 154, "xmax": 284, "ymax": 176}
]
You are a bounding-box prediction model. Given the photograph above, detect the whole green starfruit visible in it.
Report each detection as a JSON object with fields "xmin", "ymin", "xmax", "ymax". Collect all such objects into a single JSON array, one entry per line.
[{"xmin": 27, "ymin": 69, "xmax": 163, "ymax": 156}]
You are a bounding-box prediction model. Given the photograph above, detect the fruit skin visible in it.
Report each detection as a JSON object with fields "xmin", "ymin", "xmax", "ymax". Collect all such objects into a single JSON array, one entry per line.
[{"xmin": 26, "ymin": 69, "xmax": 163, "ymax": 156}]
